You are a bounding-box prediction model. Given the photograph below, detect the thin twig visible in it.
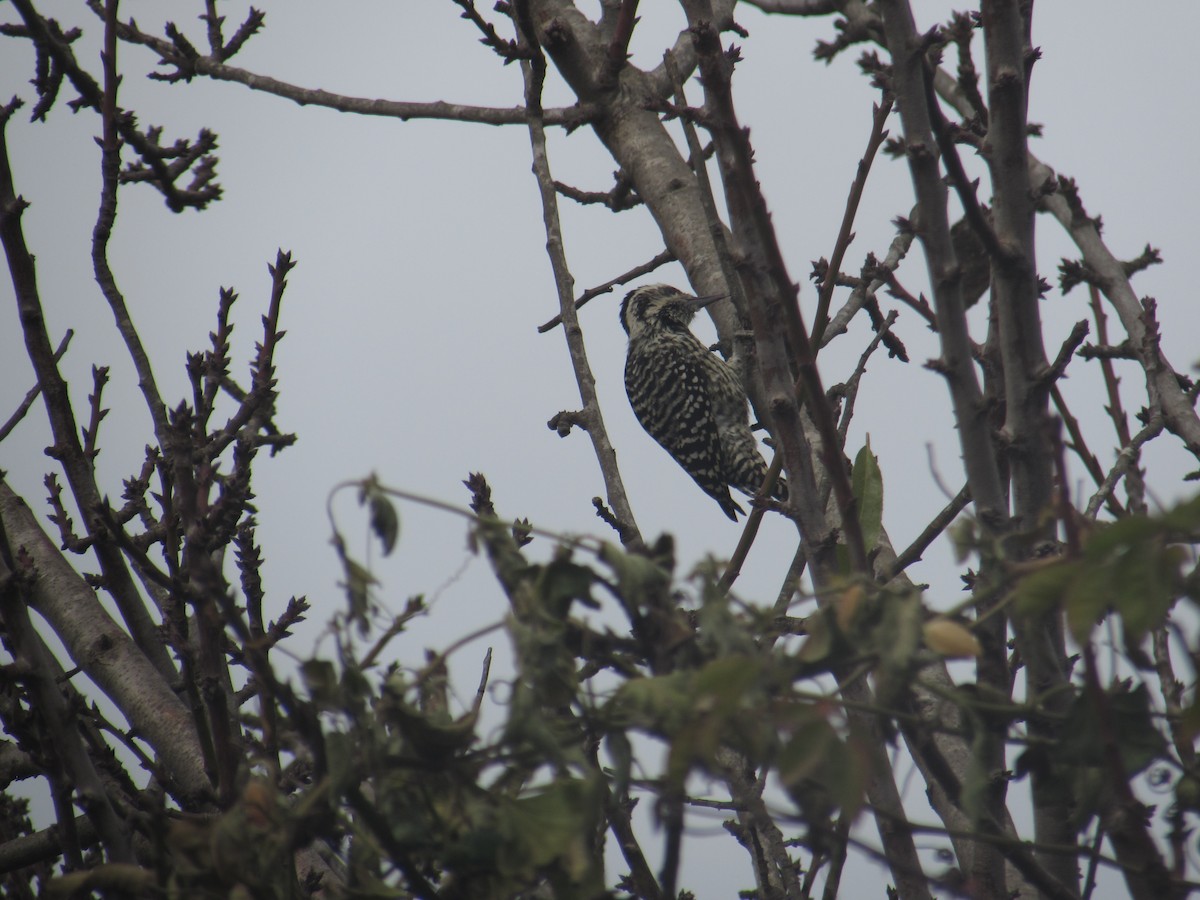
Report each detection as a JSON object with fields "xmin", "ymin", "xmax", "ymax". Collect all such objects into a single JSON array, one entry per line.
[
  {"xmin": 920, "ymin": 54, "xmax": 1007, "ymax": 266},
  {"xmin": 884, "ymin": 483, "xmax": 970, "ymax": 582},
  {"xmin": 1081, "ymin": 823, "xmax": 1105, "ymax": 900},
  {"xmin": 1049, "ymin": 385, "xmax": 1106, "ymax": 489},
  {"xmin": 836, "ymin": 309, "xmax": 898, "ymax": 443},
  {"xmin": 1042, "ymin": 319, "xmax": 1089, "ymax": 385},
  {"xmin": 1087, "ymin": 283, "xmax": 1145, "ymax": 512},
  {"xmin": 1083, "ymin": 415, "xmax": 1165, "ymax": 521},
  {"xmin": 451, "ymin": 0, "xmax": 527, "ymax": 61},
  {"xmin": 600, "ymin": 0, "xmax": 640, "ymax": 87},
  {"xmin": 81, "ymin": 365, "xmax": 110, "ymax": 462},
  {"xmin": 537, "ymin": 249, "xmax": 675, "ymax": 333},
  {"xmin": 812, "ymin": 93, "xmax": 894, "ymax": 347},
  {"xmin": 717, "ymin": 453, "xmax": 786, "ymax": 594},
  {"xmin": 822, "ymin": 229, "xmax": 916, "ymax": 347},
  {"xmin": 1152, "ymin": 624, "xmax": 1194, "ymax": 769},
  {"xmin": 96, "ymin": 9, "xmax": 590, "ymax": 128},
  {"xmin": 553, "ymin": 175, "xmax": 641, "ymax": 210},
  {"xmin": 0, "ymin": 329, "xmax": 71, "ymax": 443}
]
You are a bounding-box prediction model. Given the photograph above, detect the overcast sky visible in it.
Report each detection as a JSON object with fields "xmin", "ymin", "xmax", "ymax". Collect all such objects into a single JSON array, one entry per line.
[{"xmin": 2, "ymin": 2, "xmax": 1198, "ymax": 896}]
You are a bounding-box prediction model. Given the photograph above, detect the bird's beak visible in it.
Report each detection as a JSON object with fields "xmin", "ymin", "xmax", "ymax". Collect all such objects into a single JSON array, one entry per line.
[{"xmin": 686, "ymin": 293, "xmax": 726, "ymax": 311}]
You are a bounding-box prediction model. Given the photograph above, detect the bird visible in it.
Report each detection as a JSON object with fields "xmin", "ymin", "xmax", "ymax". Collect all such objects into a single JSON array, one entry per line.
[{"xmin": 619, "ymin": 283, "xmax": 787, "ymax": 520}]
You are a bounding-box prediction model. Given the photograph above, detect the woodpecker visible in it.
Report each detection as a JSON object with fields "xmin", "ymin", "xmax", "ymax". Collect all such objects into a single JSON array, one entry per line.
[{"xmin": 620, "ymin": 284, "xmax": 787, "ymax": 520}]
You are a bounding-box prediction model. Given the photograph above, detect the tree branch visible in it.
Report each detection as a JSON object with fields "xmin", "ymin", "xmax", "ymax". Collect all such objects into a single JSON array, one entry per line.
[
  {"xmin": 517, "ymin": 3, "xmax": 642, "ymax": 548},
  {"xmin": 98, "ymin": 8, "xmax": 592, "ymax": 128},
  {"xmin": 812, "ymin": 93, "xmax": 894, "ymax": 346},
  {"xmin": 0, "ymin": 328, "xmax": 71, "ymax": 444},
  {"xmin": 0, "ymin": 94, "xmax": 177, "ymax": 681},
  {"xmin": 537, "ymin": 249, "xmax": 674, "ymax": 333}
]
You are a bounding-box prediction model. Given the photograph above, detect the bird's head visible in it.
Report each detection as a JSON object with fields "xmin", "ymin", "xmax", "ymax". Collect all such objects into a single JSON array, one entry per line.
[{"xmin": 619, "ymin": 284, "xmax": 724, "ymax": 339}]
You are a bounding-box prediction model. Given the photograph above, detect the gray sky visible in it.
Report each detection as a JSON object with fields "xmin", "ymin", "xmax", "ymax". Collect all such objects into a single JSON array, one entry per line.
[{"xmin": 2, "ymin": 2, "xmax": 1198, "ymax": 896}]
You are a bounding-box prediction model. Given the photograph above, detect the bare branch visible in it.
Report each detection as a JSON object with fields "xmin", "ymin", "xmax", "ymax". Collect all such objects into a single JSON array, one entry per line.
[
  {"xmin": 0, "ymin": 480, "xmax": 211, "ymax": 803},
  {"xmin": 1083, "ymin": 415, "xmax": 1165, "ymax": 521},
  {"xmin": 0, "ymin": 97, "xmax": 178, "ymax": 679},
  {"xmin": 689, "ymin": 16, "xmax": 864, "ymax": 577},
  {"xmin": 0, "ymin": 328, "xmax": 71, "ymax": 444},
  {"xmin": 0, "ymin": 541, "xmax": 132, "ymax": 862},
  {"xmin": 743, "ymin": 0, "xmax": 838, "ymax": 12},
  {"xmin": 821, "ymin": 229, "xmax": 916, "ymax": 346},
  {"xmin": 876, "ymin": 1, "xmax": 1009, "ymax": 534},
  {"xmin": 537, "ymin": 250, "xmax": 674, "ymax": 333},
  {"xmin": 835, "ymin": 309, "xmax": 899, "ymax": 444},
  {"xmin": 101, "ymin": 9, "xmax": 591, "ymax": 128},
  {"xmin": 812, "ymin": 94, "xmax": 894, "ymax": 346},
  {"xmin": 553, "ymin": 174, "xmax": 642, "ymax": 210},
  {"xmin": 885, "ymin": 484, "xmax": 970, "ymax": 582},
  {"xmin": 516, "ymin": 3, "xmax": 642, "ymax": 548},
  {"xmin": 451, "ymin": 0, "xmax": 529, "ymax": 61},
  {"xmin": 599, "ymin": 0, "xmax": 641, "ymax": 88},
  {"xmin": 1042, "ymin": 319, "xmax": 1089, "ymax": 386}
]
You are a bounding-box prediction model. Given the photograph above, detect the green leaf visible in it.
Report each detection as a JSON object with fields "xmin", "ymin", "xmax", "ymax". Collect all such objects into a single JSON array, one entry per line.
[
  {"xmin": 599, "ymin": 541, "xmax": 672, "ymax": 611},
  {"xmin": 1016, "ymin": 502, "xmax": 1189, "ymax": 643},
  {"xmin": 797, "ymin": 608, "xmax": 835, "ymax": 664},
  {"xmin": 872, "ymin": 589, "xmax": 922, "ymax": 709},
  {"xmin": 1058, "ymin": 682, "xmax": 1166, "ymax": 777},
  {"xmin": 1068, "ymin": 766, "xmax": 1107, "ymax": 833},
  {"xmin": 1174, "ymin": 774, "xmax": 1200, "ymax": 812},
  {"xmin": 1014, "ymin": 559, "xmax": 1078, "ymax": 619},
  {"xmin": 357, "ymin": 472, "xmax": 400, "ymax": 555},
  {"xmin": 339, "ymin": 555, "xmax": 377, "ymax": 635},
  {"xmin": 1107, "ymin": 683, "xmax": 1167, "ymax": 775},
  {"xmin": 1082, "ymin": 514, "xmax": 1161, "ymax": 559},
  {"xmin": 960, "ymin": 709, "xmax": 1000, "ymax": 828},
  {"xmin": 300, "ymin": 659, "xmax": 338, "ymax": 707},
  {"xmin": 693, "ymin": 654, "xmax": 762, "ymax": 712},
  {"xmin": 538, "ymin": 554, "xmax": 596, "ymax": 616},
  {"xmin": 326, "ymin": 730, "xmax": 357, "ymax": 799},
  {"xmin": 388, "ymin": 700, "xmax": 479, "ymax": 761},
  {"xmin": 778, "ymin": 708, "xmax": 867, "ymax": 823},
  {"xmin": 609, "ymin": 671, "xmax": 692, "ymax": 736},
  {"xmin": 503, "ymin": 779, "xmax": 596, "ymax": 875},
  {"xmin": 1063, "ymin": 558, "xmax": 1116, "ymax": 644},
  {"xmin": 1161, "ymin": 494, "xmax": 1200, "ymax": 530},
  {"xmin": 673, "ymin": 655, "xmax": 768, "ymax": 766},
  {"xmin": 369, "ymin": 493, "xmax": 400, "ymax": 556},
  {"xmin": 1109, "ymin": 541, "xmax": 1177, "ymax": 641},
  {"xmin": 949, "ymin": 518, "xmax": 978, "ymax": 564},
  {"xmin": 778, "ymin": 711, "xmax": 841, "ymax": 788},
  {"xmin": 604, "ymin": 731, "xmax": 633, "ymax": 805},
  {"xmin": 851, "ymin": 438, "xmax": 884, "ymax": 551}
]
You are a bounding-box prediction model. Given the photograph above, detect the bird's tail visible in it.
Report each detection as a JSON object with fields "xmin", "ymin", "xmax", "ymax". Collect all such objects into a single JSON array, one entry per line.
[{"xmin": 727, "ymin": 435, "xmax": 787, "ymax": 507}]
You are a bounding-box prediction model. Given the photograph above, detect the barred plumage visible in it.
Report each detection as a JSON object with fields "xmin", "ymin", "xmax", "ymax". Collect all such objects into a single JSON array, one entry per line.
[{"xmin": 620, "ymin": 284, "xmax": 787, "ymax": 520}]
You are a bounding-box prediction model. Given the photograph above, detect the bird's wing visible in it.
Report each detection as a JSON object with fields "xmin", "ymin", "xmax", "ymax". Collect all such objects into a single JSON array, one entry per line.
[{"xmin": 626, "ymin": 339, "xmax": 742, "ymax": 519}]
